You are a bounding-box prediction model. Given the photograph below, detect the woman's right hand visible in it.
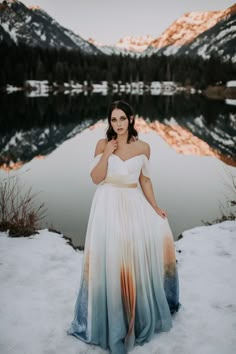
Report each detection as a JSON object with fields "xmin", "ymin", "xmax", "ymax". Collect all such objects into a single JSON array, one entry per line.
[{"xmin": 104, "ymin": 139, "xmax": 118, "ymax": 156}]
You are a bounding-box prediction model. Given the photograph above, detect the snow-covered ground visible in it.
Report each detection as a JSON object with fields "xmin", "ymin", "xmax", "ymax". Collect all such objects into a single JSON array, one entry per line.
[{"xmin": 0, "ymin": 220, "xmax": 235, "ymax": 354}]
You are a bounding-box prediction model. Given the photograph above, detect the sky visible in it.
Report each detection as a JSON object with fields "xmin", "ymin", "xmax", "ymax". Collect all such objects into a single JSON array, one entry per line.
[{"xmin": 17, "ymin": 0, "xmax": 236, "ymax": 44}]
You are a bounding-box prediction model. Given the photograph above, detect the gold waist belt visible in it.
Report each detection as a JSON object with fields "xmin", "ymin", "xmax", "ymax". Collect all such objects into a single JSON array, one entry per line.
[{"xmin": 102, "ymin": 177, "xmax": 137, "ymax": 188}]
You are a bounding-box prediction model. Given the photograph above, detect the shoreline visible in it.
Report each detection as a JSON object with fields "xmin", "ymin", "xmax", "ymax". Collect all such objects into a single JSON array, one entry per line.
[{"xmin": 2, "ymin": 81, "xmax": 236, "ymax": 99}]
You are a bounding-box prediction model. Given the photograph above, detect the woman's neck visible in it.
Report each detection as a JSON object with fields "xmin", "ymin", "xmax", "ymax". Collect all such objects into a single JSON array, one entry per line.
[{"xmin": 116, "ymin": 133, "xmax": 129, "ymax": 145}]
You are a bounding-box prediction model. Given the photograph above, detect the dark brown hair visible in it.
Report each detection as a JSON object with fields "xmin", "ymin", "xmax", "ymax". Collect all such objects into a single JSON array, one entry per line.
[{"xmin": 106, "ymin": 100, "xmax": 138, "ymax": 143}]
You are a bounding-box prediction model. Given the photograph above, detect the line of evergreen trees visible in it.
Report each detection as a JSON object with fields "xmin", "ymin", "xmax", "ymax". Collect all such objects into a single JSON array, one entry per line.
[
  {"xmin": 0, "ymin": 91, "xmax": 233, "ymax": 134},
  {"xmin": 1, "ymin": 92, "xmax": 235, "ymax": 163},
  {"xmin": 0, "ymin": 42, "xmax": 235, "ymax": 89}
]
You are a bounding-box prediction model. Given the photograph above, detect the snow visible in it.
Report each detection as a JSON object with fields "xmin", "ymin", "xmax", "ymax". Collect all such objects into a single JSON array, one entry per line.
[
  {"xmin": 209, "ymin": 129, "xmax": 235, "ymax": 146},
  {"xmin": 148, "ymin": 9, "xmax": 225, "ymax": 54},
  {"xmin": 63, "ymin": 28, "xmax": 100, "ymax": 54},
  {"xmin": 197, "ymin": 43, "xmax": 210, "ymax": 59},
  {"xmin": 25, "ymin": 15, "xmax": 31, "ymax": 24},
  {"xmin": 226, "ymin": 81, "xmax": 236, "ymax": 87},
  {"xmin": 194, "ymin": 116, "xmax": 204, "ymax": 128},
  {"xmin": 34, "ymin": 28, "xmax": 46, "ymax": 41},
  {"xmin": 163, "ymin": 45, "xmax": 180, "ymax": 56},
  {"xmin": 2, "ymin": 131, "xmax": 24, "ymax": 152},
  {"xmin": 6, "ymin": 0, "xmax": 20, "ymax": 6},
  {"xmin": 92, "ymin": 82, "xmax": 108, "ymax": 94},
  {"xmin": 213, "ymin": 127, "xmax": 235, "ymax": 146},
  {"xmin": 225, "ymin": 99, "xmax": 236, "ymax": 106},
  {"xmin": 115, "ymin": 35, "xmax": 154, "ymax": 52},
  {"xmin": 41, "ymin": 32, "xmax": 46, "ymax": 41},
  {"xmin": 25, "ymin": 80, "xmax": 49, "ymax": 98},
  {"xmin": 176, "ymin": 11, "xmax": 222, "ymax": 28},
  {"xmin": 215, "ymin": 26, "xmax": 236, "ymax": 42},
  {"xmin": 1, "ymin": 21, "xmax": 18, "ymax": 43},
  {"xmin": 0, "ymin": 220, "xmax": 235, "ymax": 354},
  {"xmin": 6, "ymin": 84, "xmax": 22, "ymax": 93},
  {"xmin": 184, "ymin": 120, "xmax": 236, "ymax": 152}
]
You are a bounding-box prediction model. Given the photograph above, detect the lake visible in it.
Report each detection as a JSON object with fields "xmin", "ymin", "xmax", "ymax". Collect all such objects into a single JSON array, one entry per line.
[{"xmin": 0, "ymin": 91, "xmax": 235, "ymax": 247}]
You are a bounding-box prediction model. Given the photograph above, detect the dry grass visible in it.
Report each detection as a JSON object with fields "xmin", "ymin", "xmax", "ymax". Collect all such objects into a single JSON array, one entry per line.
[{"xmin": 0, "ymin": 175, "xmax": 47, "ymax": 237}]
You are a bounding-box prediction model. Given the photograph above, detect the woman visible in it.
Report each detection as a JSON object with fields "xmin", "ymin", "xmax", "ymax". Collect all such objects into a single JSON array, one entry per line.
[{"xmin": 67, "ymin": 100, "xmax": 180, "ymax": 354}]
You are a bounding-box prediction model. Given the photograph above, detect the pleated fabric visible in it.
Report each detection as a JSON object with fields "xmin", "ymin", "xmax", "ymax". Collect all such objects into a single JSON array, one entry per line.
[{"xmin": 67, "ymin": 153, "xmax": 180, "ymax": 354}]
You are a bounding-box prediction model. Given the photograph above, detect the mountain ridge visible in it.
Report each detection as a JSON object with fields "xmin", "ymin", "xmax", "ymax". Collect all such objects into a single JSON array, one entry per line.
[
  {"xmin": 149, "ymin": 4, "xmax": 236, "ymax": 50},
  {"xmin": 177, "ymin": 9, "xmax": 236, "ymax": 62},
  {"xmin": 0, "ymin": 0, "xmax": 235, "ymax": 61},
  {"xmin": 0, "ymin": 0, "xmax": 101, "ymax": 54},
  {"xmin": 88, "ymin": 4, "xmax": 236, "ymax": 60}
]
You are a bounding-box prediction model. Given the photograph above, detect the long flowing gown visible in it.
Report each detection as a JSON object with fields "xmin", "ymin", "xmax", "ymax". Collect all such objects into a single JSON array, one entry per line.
[{"xmin": 67, "ymin": 153, "xmax": 180, "ymax": 354}]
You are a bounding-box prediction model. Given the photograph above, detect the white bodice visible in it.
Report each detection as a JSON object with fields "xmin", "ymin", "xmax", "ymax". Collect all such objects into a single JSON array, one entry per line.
[{"xmin": 90, "ymin": 153, "xmax": 151, "ymax": 184}]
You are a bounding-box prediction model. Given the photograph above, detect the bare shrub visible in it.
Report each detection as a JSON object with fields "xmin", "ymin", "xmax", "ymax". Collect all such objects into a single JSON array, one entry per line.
[
  {"xmin": 0, "ymin": 174, "xmax": 47, "ymax": 237},
  {"xmin": 203, "ymin": 167, "xmax": 236, "ymax": 225}
]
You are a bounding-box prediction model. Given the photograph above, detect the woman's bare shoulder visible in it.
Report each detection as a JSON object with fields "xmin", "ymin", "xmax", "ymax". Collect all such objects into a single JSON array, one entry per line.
[
  {"xmin": 94, "ymin": 138, "xmax": 108, "ymax": 156},
  {"xmin": 135, "ymin": 139, "xmax": 150, "ymax": 158},
  {"xmin": 96, "ymin": 138, "xmax": 108, "ymax": 147}
]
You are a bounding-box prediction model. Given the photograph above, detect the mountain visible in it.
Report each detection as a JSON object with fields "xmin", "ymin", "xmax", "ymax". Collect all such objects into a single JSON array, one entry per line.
[
  {"xmin": 1, "ymin": 112, "xmax": 235, "ymax": 169},
  {"xmin": 0, "ymin": 0, "xmax": 100, "ymax": 54},
  {"xmin": 1, "ymin": 0, "xmax": 234, "ymax": 61},
  {"xmin": 0, "ymin": 120, "xmax": 93, "ymax": 170},
  {"xmin": 145, "ymin": 4, "xmax": 236, "ymax": 60},
  {"xmin": 87, "ymin": 35, "xmax": 154, "ymax": 56},
  {"xmin": 162, "ymin": 114, "xmax": 236, "ymax": 166},
  {"xmin": 87, "ymin": 37, "xmax": 134, "ymax": 56},
  {"xmin": 93, "ymin": 5, "xmax": 235, "ymax": 60},
  {"xmin": 115, "ymin": 35, "xmax": 154, "ymax": 53},
  {"xmin": 177, "ymin": 7, "xmax": 236, "ymax": 62}
]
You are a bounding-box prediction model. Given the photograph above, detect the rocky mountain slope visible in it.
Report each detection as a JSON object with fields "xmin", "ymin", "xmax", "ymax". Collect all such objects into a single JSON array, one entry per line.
[
  {"xmin": 0, "ymin": 0, "xmax": 100, "ymax": 54},
  {"xmin": 145, "ymin": 4, "xmax": 236, "ymax": 60},
  {"xmin": 177, "ymin": 8, "xmax": 236, "ymax": 62},
  {"xmin": 0, "ymin": 0, "xmax": 235, "ymax": 61}
]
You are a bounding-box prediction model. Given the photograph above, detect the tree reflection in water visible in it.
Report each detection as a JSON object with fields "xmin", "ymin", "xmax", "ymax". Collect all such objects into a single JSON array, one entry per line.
[{"xmin": 0, "ymin": 92, "xmax": 235, "ymax": 168}]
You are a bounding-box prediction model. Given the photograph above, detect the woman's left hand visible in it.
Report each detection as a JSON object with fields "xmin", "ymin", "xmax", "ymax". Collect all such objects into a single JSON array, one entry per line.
[{"xmin": 154, "ymin": 206, "xmax": 167, "ymax": 219}]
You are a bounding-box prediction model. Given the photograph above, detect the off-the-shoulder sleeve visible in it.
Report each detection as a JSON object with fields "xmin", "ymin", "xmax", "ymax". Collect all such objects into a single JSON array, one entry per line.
[
  {"xmin": 89, "ymin": 153, "xmax": 102, "ymax": 173},
  {"xmin": 141, "ymin": 155, "xmax": 151, "ymax": 178}
]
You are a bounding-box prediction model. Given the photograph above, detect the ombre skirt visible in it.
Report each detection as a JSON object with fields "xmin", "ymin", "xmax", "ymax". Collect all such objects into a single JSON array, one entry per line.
[{"xmin": 67, "ymin": 181, "xmax": 180, "ymax": 354}]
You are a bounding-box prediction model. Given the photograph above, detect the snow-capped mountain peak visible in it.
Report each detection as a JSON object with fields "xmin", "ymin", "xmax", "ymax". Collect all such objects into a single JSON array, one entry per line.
[
  {"xmin": 88, "ymin": 37, "xmax": 106, "ymax": 47},
  {"xmin": 116, "ymin": 35, "xmax": 154, "ymax": 52},
  {"xmin": 0, "ymin": 1, "xmax": 235, "ymax": 61},
  {"xmin": 88, "ymin": 34, "xmax": 154, "ymax": 56},
  {"xmin": 145, "ymin": 4, "xmax": 236, "ymax": 61},
  {"xmin": 28, "ymin": 6, "xmax": 41, "ymax": 11},
  {"xmin": 0, "ymin": 0, "xmax": 101, "ymax": 54},
  {"xmin": 150, "ymin": 10, "xmax": 224, "ymax": 50}
]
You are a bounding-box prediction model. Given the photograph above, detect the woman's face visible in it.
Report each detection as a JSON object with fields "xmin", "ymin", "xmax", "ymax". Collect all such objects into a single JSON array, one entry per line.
[{"xmin": 110, "ymin": 108, "xmax": 129, "ymax": 136}]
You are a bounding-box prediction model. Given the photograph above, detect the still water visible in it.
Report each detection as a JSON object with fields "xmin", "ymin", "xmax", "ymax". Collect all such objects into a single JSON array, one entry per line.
[{"xmin": 0, "ymin": 92, "xmax": 235, "ymax": 246}]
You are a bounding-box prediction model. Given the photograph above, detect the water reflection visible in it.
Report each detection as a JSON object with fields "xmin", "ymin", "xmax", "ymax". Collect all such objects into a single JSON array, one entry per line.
[
  {"xmin": 0, "ymin": 92, "xmax": 235, "ymax": 168},
  {"xmin": 1, "ymin": 122, "xmax": 234, "ymax": 247},
  {"xmin": 0, "ymin": 92, "xmax": 235, "ymax": 247}
]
